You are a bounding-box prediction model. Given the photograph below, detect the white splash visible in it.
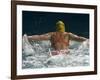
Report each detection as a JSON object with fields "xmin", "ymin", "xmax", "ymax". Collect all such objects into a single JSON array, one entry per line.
[{"xmin": 22, "ymin": 34, "xmax": 89, "ymax": 69}]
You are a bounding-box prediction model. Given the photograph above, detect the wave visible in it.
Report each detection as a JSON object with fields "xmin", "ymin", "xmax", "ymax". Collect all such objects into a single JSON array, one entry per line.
[{"xmin": 22, "ymin": 34, "xmax": 89, "ymax": 69}]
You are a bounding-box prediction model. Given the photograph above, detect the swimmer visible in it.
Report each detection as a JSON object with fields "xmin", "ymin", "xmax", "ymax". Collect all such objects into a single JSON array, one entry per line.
[{"xmin": 28, "ymin": 21, "xmax": 87, "ymax": 55}]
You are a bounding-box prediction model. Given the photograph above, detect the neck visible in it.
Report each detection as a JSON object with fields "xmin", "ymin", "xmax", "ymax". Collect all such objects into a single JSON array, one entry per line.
[{"xmin": 57, "ymin": 30, "xmax": 65, "ymax": 33}]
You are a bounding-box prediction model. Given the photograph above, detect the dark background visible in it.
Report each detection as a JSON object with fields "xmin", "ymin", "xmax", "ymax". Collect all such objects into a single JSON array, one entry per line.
[{"xmin": 22, "ymin": 11, "xmax": 89, "ymax": 38}]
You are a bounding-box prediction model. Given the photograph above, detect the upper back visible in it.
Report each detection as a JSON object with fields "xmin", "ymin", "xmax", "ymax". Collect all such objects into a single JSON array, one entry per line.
[{"xmin": 50, "ymin": 32, "xmax": 69, "ymax": 45}]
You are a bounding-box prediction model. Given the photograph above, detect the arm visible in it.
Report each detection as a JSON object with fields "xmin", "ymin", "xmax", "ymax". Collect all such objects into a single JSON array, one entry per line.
[
  {"xmin": 28, "ymin": 32, "xmax": 52, "ymax": 41},
  {"xmin": 68, "ymin": 32, "xmax": 87, "ymax": 42}
]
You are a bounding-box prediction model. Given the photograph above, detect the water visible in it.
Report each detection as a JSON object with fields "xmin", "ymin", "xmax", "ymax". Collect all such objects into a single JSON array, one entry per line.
[{"xmin": 22, "ymin": 34, "xmax": 89, "ymax": 69}]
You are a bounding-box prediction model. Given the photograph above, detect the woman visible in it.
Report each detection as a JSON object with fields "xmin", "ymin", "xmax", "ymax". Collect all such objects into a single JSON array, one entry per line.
[{"xmin": 28, "ymin": 21, "xmax": 87, "ymax": 55}]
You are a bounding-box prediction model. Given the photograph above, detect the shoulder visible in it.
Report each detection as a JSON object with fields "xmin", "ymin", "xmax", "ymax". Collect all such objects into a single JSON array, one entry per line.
[
  {"xmin": 44, "ymin": 32, "xmax": 55, "ymax": 37},
  {"xmin": 64, "ymin": 32, "xmax": 74, "ymax": 38},
  {"xmin": 64, "ymin": 32, "xmax": 71, "ymax": 35},
  {"xmin": 48, "ymin": 32, "xmax": 57, "ymax": 35}
]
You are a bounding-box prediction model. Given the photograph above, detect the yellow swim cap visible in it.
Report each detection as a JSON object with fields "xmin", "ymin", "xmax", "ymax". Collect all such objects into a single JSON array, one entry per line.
[{"xmin": 56, "ymin": 21, "xmax": 65, "ymax": 32}]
